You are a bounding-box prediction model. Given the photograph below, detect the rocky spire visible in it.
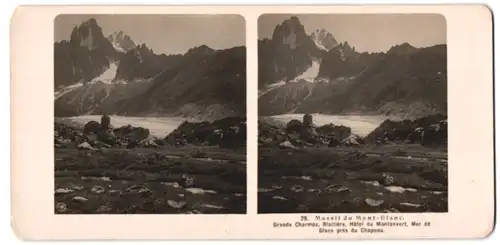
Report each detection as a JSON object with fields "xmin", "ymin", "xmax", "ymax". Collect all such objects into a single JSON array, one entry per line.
[
  {"xmin": 70, "ymin": 18, "xmax": 109, "ymax": 51},
  {"xmin": 108, "ymin": 30, "xmax": 136, "ymax": 52},
  {"xmin": 271, "ymin": 16, "xmax": 310, "ymax": 50}
]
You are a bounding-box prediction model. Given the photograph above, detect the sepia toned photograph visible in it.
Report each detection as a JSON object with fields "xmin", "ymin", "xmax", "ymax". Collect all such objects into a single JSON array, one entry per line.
[
  {"xmin": 10, "ymin": 5, "xmax": 494, "ymax": 240},
  {"xmin": 257, "ymin": 14, "xmax": 448, "ymax": 213},
  {"xmin": 53, "ymin": 14, "xmax": 247, "ymax": 214}
]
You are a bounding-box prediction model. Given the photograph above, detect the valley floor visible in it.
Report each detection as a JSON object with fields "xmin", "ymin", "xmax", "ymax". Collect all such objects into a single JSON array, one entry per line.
[
  {"xmin": 55, "ymin": 146, "xmax": 247, "ymax": 214},
  {"xmin": 258, "ymin": 144, "xmax": 447, "ymax": 213}
]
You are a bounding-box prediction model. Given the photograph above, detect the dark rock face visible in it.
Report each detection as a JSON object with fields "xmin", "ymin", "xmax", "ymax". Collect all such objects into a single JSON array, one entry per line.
[
  {"xmin": 258, "ymin": 16, "xmax": 324, "ymax": 89},
  {"xmin": 54, "ymin": 18, "xmax": 120, "ymax": 90},
  {"xmin": 164, "ymin": 116, "xmax": 247, "ymax": 148},
  {"xmin": 69, "ymin": 18, "xmax": 118, "ymax": 58}
]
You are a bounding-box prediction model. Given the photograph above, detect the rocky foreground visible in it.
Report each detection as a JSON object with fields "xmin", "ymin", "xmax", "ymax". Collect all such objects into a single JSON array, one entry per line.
[
  {"xmin": 54, "ymin": 116, "xmax": 246, "ymax": 214},
  {"xmin": 258, "ymin": 114, "xmax": 448, "ymax": 213}
]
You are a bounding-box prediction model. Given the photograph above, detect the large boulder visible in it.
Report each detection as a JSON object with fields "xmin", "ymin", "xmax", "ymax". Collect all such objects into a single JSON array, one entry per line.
[
  {"xmin": 303, "ymin": 114, "xmax": 313, "ymax": 127},
  {"xmin": 83, "ymin": 120, "xmax": 101, "ymax": 135},
  {"xmin": 113, "ymin": 125, "xmax": 150, "ymax": 143},
  {"xmin": 300, "ymin": 126, "xmax": 319, "ymax": 144},
  {"xmin": 258, "ymin": 120, "xmax": 286, "ymax": 146},
  {"xmin": 286, "ymin": 119, "xmax": 303, "ymax": 134},
  {"xmin": 81, "ymin": 116, "xmax": 120, "ymax": 147},
  {"xmin": 98, "ymin": 127, "xmax": 120, "ymax": 146},
  {"xmin": 100, "ymin": 115, "xmax": 111, "ymax": 128},
  {"xmin": 316, "ymin": 123, "xmax": 352, "ymax": 140},
  {"xmin": 285, "ymin": 118, "xmax": 321, "ymax": 144}
]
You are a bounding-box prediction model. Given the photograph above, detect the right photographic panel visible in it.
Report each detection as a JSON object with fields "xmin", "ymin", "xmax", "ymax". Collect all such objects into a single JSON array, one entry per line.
[{"xmin": 257, "ymin": 14, "xmax": 447, "ymax": 214}]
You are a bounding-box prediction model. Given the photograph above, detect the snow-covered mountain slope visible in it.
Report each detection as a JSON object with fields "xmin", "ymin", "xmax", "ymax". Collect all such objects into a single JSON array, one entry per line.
[{"xmin": 90, "ymin": 62, "xmax": 118, "ymax": 84}]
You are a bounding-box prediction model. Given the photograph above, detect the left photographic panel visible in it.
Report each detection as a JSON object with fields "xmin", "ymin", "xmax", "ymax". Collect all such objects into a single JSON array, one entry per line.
[{"xmin": 53, "ymin": 14, "xmax": 247, "ymax": 214}]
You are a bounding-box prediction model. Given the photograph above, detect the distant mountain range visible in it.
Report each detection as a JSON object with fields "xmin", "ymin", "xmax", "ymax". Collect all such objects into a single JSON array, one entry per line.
[
  {"xmin": 54, "ymin": 18, "xmax": 246, "ymax": 121},
  {"xmin": 258, "ymin": 16, "xmax": 447, "ymax": 119}
]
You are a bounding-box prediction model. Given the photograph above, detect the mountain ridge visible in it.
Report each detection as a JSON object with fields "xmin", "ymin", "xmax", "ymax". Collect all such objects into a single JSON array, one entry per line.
[
  {"xmin": 54, "ymin": 18, "xmax": 246, "ymax": 121},
  {"xmin": 258, "ymin": 16, "xmax": 447, "ymax": 120}
]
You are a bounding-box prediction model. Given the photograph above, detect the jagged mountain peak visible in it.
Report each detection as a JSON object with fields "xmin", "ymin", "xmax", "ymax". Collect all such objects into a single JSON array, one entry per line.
[
  {"xmin": 326, "ymin": 41, "xmax": 357, "ymax": 61},
  {"xmin": 70, "ymin": 18, "xmax": 109, "ymax": 51},
  {"xmin": 310, "ymin": 28, "xmax": 338, "ymax": 51},
  {"xmin": 70, "ymin": 18, "xmax": 120, "ymax": 58},
  {"xmin": 387, "ymin": 42, "xmax": 417, "ymax": 55},
  {"xmin": 341, "ymin": 41, "xmax": 355, "ymax": 52},
  {"xmin": 271, "ymin": 16, "xmax": 310, "ymax": 50},
  {"xmin": 129, "ymin": 43, "xmax": 155, "ymax": 63},
  {"xmin": 55, "ymin": 18, "xmax": 120, "ymax": 89},
  {"xmin": 136, "ymin": 43, "xmax": 150, "ymax": 51},
  {"xmin": 186, "ymin": 44, "xmax": 215, "ymax": 56},
  {"xmin": 312, "ymin": 28, "xmax": 328, "ymax": 39},
  {"xmin": 132, "ymin": 43, "xmax": 155, "ymax": 54},
  {"xmin": 81, "ymin": 18, "xmax": 99, "ymax": 28},
  {"xmin": 284, "ymin": 16, "xmax": 302, "ymax": 26},
  {"xmin": 260, "ymin": 43, "xmax": 447, "ymax": 117},
  {"xmin": 108, "ymin": 30, "xmax": 136, "ymax": 53},
  {"xmin": 114, "ymin": 30, "xmax": 124, "ymax": 36}
]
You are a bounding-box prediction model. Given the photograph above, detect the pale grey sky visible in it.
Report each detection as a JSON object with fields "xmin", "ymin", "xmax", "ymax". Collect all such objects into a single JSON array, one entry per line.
[
  {"xmin": 55, "ymin": 14, "xmax": 246, "ymax": 55},
  {"xmin": 258, "ymin": 14, "xmax": 446, "ymax": 53}
]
